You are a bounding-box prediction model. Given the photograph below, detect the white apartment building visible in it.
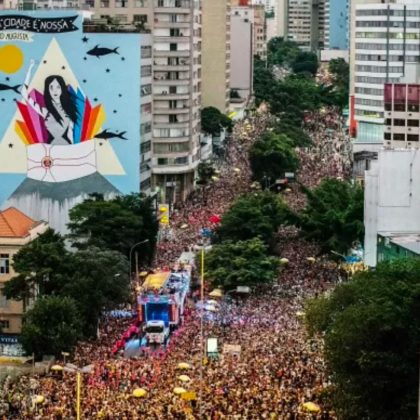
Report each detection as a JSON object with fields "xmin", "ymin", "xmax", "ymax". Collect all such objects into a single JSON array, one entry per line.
[
  {"xmin": 351, "ymin": 1, "xmax": 420, "ymax": 145},
  {"xmin": 151, "ymin": 0, "xmax": 202, "ymax": 203}
]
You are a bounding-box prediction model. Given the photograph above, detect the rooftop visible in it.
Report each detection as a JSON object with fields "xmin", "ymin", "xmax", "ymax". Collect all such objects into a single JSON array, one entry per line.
[{"xmin": 0, "ymin": 207, "xmax": 39, "ymax": 238}]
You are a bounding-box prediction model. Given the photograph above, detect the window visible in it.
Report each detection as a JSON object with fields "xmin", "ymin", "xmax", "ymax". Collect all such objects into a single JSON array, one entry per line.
[
  {"xmin": 115, "ymin": 0, "xmax": 127, "ymax": 7},
  {"xmin": 170, "ymin": 28, "xmax": 181, "ymax": 36},
  {"xmin": 385, "ymin": 119, "xmax": 392, "ymax": 126},
  {"xmin": 135, "ymin": 0, "xmax": 147, "ymax": 6},
  {"xmin": 141, "ymin": 140, "xmax": 151, "ymax": 153},
  {"xmin": 393, "ymin": 133, "xmax": 405, "ymax": 141},
  {"xmin": 408, "ymin": 104, "xmax": 420, "ymax": 112},
  {"xmin": 140, "ymin": 177, "xmax": 151, "ymax": 190},
  {"xmin": 134, "ymin": 14, "xmax": 148, "ymax": 23},
  {"xmin": 169, "ymin": 86, "xmax": 177, "ymax": 94},
  {"xmin": 384, "ymin": 133, "xmax": 391, "ymax": 140},
  {"xmin": 170, "ymin": 43, "xmax": 177, "ymax": 51},
  {"xmin": 394, "ymin": 103, "xmax": 406, "ymax": 111},
  {"xmin": 158, "ymin": 158, "xmax": 168, "ymax": 165},
  {"xmin": 169, "ymin": 115, "xmax": 178, "ymax": 123},
  {"xmin": 407, "ymin": 134, "xmax": 419, "ymax": 142},
  {"xmin": 141, "ymin": 84, "xmax": 152, "ymax": 97},
  {"xmin": 141, "ymin": 65, "xmax": 152, "ymax": 77},
  {"xmin": 140, "ymin": 122, "xmax": 151, "ymax": 135},
  {"xmin": 141, "ymin": 45, "xmax": 152, "ymax": 58},
  {"xmin": 0, "ymin": 254, "xmax": 9, "ymax": 275},
  {"xmin": 0, "ymin": 320, "xmax": 9, "ymax": 329},
  {"xmin": 408, "ymin": 120, "xmax": 419, "ymax": 127},
  {"xmin": 393, "ymin": 119, "xmax": 405, "ymax": 126}
]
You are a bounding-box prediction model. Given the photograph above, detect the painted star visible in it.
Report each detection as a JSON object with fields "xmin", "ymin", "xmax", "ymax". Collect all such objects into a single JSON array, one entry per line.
[
  {"xmin": 99, "ymin": 142, "xmax": 103, "ymax": 146},
  {"xmin": 83, "ymin": 79, "xmax": 87, "ymax": 83},
  {"xmin": 113, "ymin": 110, "xmax": 117, "ymax": 113},
  {"xmin": 121, "ymin": 57, "xmax": 125, "ymax": 61},
  {"xmin": 82, "ymin": 36, "xmax": 89, "ymax": 43},
  {"xmin": 94, "ymin": 98, "xmax": 98, "ymax": 102},
  {"xmin": 1, "ymin": 98, "xmax": 5, "ymax": 102},
  {"xmin": 61, "ymin": 66, "xmax": 66, "ymax": 70},
  {"xmin": 8, "ymin": 143, "xmax": 13, "ymax": 148},
  {"xmin": 5, "ymin": 77, "xmax": 9, "ymax": 81},
  {"xmin": 83, "ymin": 57, "xmax": 87, "ymax": 61},
  {"xmin": 106, "ymin": 68, "xmax": 110, "ymax": 73}
]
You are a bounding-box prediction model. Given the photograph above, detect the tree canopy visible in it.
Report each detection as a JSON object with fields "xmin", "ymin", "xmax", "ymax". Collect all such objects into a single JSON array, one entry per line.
[
  {"xmin": 196, "ymin": 161, "xmax": 216, "ymax": 186},
  {"xmin": 20, "ymin": 296, "xmax": 83, "ymax": 358},
  {"xmin": 291, "ymin": 51, "xmax": 319, "ymax": 76},
  {"xmin": 328, "ymin": 58, "xmax": 350, "ymax": 109},
  {"xmin": 297, "ymin": 178, "xmax": 364, "ymax": 254},
  {"xmin": 67, "ymin": 193, "xmax": 157, "ymax": 266},
  {"xmin": 267, "ymin": 37, "xmax": 300, "ymax": 68},
  {"xmin": 205, "ymin": 238, "xmax": 279, "ymax": 290},
  {"xmin": 305, "ymin": 258, "xmax": 420, "ymax": 419},
  {"xmin": 249, "ymin": 132, "xmax": 299, "ymax": 187},
  {"xmin": 216, "ymin": 192, "xmax": 291, "ymax": 248},
  {"xmin": 201, "ymin": 106, "xmax": 232, "ymax": 136}
]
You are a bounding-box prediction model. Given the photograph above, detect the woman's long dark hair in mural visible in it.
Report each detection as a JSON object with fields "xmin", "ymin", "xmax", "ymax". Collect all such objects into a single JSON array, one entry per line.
[{"xmin": 44, "ymin": 75, "xmax": 78, "ymax": 125}]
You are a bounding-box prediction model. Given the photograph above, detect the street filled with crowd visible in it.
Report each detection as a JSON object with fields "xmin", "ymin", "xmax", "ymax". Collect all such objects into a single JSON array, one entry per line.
[{"xmin": 0, "ymin": 104, "xmax": 351, "ymax": 419}]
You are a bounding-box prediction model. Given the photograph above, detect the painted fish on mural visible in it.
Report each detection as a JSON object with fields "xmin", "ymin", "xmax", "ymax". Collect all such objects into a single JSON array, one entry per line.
[
  {"xmin": 0, "ymin": 83, "xmax": 20, "ymax": 94},
  {"xmin": 87, "ymin": 45, "xmax": 119, "ymax": 58},
  {"xmin": 94, "ymin": 129, "xmax": 127, "ymax": 140}
]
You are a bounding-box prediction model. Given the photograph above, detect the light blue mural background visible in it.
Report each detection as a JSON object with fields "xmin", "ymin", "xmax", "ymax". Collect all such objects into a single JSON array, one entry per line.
[{"xmin": 0, "ymin": 11, "xmax": 141, "ymax": 204}]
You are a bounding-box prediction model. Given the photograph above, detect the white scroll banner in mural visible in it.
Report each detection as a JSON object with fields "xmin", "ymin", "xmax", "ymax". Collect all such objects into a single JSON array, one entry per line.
[
  {"xmin": 27, "ymin": 142, "xmax": 97, "ymax": 183},
  {"xmin": 0, "ymin": 31, "xmax": 33, "ymax": 42}
]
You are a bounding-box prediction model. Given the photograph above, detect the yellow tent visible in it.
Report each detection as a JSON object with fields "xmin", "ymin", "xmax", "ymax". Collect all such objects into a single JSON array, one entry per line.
[
  {"xmin": 173, "ymin": 387, "xmax": 187, "ymax": 395},
  {"xmin": 132, "ymin": 388, "xmax": 147, "ymax": 398},
  {"xmin": 306, "ymin": 257, "xmax": 316, "ymax": 262},
  {"xmin": 280, "ymin": 258, "xmax": 289, "ymax": 265},
  {"xmin": 34, "ymin": 395, "xmax": 44, "ymax": 404},
  {"xmin": 302, "ymin": 402, "xmax": 321, "ymax": 413},
  {"xmin": 179, "ymin": 375, "xmax": 191, "ymax": 382},
  {"xmin": 209, "ymin": 289, "xmax": 223, "ymax": 298},
  {"xmin": 178, "ymin": 362, "xmax": 191, "ymax": 370},
  {"xmin": 51, "ymin": 365, "xmax": 63, "ymax": 371}
]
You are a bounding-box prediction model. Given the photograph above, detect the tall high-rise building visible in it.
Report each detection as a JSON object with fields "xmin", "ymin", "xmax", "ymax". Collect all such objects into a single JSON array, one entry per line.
[
  {"xmin": 151, "ymin": 0, "xmax": 202, "ymax": 203},
  {"xmin": 89, "ymin": 0, "xmax": 202, "ymax": 202},
  {"xmin": 287, "ymin": 0, "xmax": 325, "ymax": 51},
  {"xmin": 350, "ymin": 0, "xmax": 420, "ymax": 146},
  {"xmin": 201, "ymin": 0, "xmax": 231, "ymax": 112},
  {"xmin": 326, "ymin": 0, "xmax": 349, "ymax": 50}
]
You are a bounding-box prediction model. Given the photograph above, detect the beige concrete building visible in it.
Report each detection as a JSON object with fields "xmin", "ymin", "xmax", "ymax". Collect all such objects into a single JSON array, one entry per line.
[
  {"xmin": 201, "ymin": 0, "xmax": 231, "ymax": 113},
  {"xmin": 0, "ymin": 208, "xmax": 48, "ymax": 334}
]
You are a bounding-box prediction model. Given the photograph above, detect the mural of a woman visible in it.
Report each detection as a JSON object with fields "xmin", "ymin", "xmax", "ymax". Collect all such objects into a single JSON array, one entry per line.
[{"xmin": 21, "ymin": 60, "xmax": 78, "ymax": 145}]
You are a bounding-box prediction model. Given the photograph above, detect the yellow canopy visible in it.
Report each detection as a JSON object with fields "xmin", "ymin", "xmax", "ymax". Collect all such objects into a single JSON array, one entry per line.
[
  {"xmin": 302, "ymin": 402, "xmax": 321, "ymax": 413},
  {"xmin": 296, "ymin": 311, "xmax": 305, "ymax": 317},
  {"xmin": 178, "ymin": 362, "xmax": 191, "ymax": 370},
  {"xmin": 34, "ymin": 395, "xmax": 44, "ymax": 404},
  {"xmin": 209, "ymin": 289, "xmax": 223, "ymax": 298},
  {"xmin": 143, "ymin": 272, "xmax": 171, "ymax": 290},
  {"xmin": 306, "ymin": 257, "xmax": 316, "ymax": 262},
  {"xmin": 233, "ymin": 167, "xmax": 241, "ymax": 173},
  {"xmin": 132, "ymin": 388, "xmax": 147, "ymax": 398},
  {"xmin": 173, "ymin": 387, "xmax": 187, "ymax": 395},
  {"xmin": 51, "ymin": 365, "xmax": 63, "ymax": 371},
  {"xmin": 178, "ymin": 375, "xmax": 191, "ymax": 382},
  {"xmin": 280, "ymin": 258, "xmax": 289, "ymax": 265},
  {"xmin": 139, "ymin": 271, "xmax": 148, "ymax": 277}
]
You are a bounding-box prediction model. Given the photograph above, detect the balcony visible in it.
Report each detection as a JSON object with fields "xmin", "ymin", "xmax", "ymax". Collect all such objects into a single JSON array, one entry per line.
[
  {"xmin": 153, "ymin": 107, "xmax": 190, "ymax": 114},
  {"xmin": 154, "ymin": 64, "xmax": 190, "ymax": 71},
  {"xmin": 154, "ymin": 36, "xmax": 190, "ymax": 43},
  {"xmin": 153, "ymin": 135, "xmax": 190, "ymax": 142},
  {"xmin": 154, "ymin": 0, "xmax": 191, "ymax": 13},
  {"xmin": 153, "ymin": 92, "xmax": 190, "ymax": 100},
  {"xmin": 154, "ymin": 21, "xmax": 191, "ymax": 29},
  {"xmin": 153, "ymin": 78, "xmax": 190, "ymax": 86},
  {"xmin": 153, "ymin": 50, "xmax": 190, "ymax": 57}
]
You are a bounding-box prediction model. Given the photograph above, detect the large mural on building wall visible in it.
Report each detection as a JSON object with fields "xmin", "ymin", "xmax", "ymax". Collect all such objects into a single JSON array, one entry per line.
[{"xmin": 0, "ymin": 12, "xmax": 140, "ymax": 232}]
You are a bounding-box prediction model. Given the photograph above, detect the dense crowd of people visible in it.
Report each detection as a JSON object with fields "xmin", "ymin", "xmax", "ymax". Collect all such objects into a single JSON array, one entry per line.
[{"xmin": 0, "ymin": 103, "xmax": 351, "ymax": 419}]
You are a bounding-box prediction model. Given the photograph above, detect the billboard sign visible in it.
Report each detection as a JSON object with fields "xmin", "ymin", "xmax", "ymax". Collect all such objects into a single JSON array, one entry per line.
[{"xmin": 0, "ymin": 12, "xmax": 140, "ymax": 231}]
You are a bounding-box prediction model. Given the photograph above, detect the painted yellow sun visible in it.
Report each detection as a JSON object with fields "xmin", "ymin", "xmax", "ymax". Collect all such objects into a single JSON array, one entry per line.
[{"xmin": 0, "ymin": 45, "xmax": 24, "ymax": 74}]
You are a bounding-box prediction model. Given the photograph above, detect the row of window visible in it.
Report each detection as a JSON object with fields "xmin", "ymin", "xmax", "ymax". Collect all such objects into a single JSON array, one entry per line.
[
  {"xmin": 141, "ymin": 140, "xmax": 151, "ymax": 153},
  {"xmin": 141, "ymin": 84, "xmax": 152, "ymax": 97},
  {"xmin": 356, "ymin": 21, "xmax": 420, "ymax": 28},
  {"xmin": 385, "ymin": 119, "xmax": 420, "ymax": 127},
  {"xmin": 356, "ymin": 65, "xmax": 403, "ymax": 73},
  {"xmin": 355, "ymin": 87, "xmax": 384, "ymax": 96},
  {"xmin": 140, "ymin": 177, "xmax": 151, "ymax": 191},
  {"xmin": 153, "ymin": 142, "xmax": 190, "ymax": 153},
  {"xmin": 140, "ymin": 122, "xmax": 152, "ymax": 135},
  {"xmin": 356, "ymin": 32, "xmax": 420, "ymax": 40},
  {"xmin": 384, "ymin": 133, "xmax": 420, "ymax": 142},
  {"xmin": 356, "ymin": 76, "xmax": 399, "ymax": 84},
  {"xmin": 141, "ymin": 65, "xmax": 152, "ymax": 77},
  {"xmin": 141, "ymin": 46, "xmax": 152, "ymax": 59},
  {"xmin": 356, "ymin": 98, "xmax": 383, "ymax": 107},
  {"xmin": 384, "ymin": 103, "xmax": 420, "ymax": 112},
  {"xmin": 157, "ymin": 156, "xmax": 188, "ymax": 165},
  {"xmin": 356, "ymin": 9, "xmax": 420, "ymax": 17},
  {"xmin": 0, "ymin": 254, "xmax": 9, "ymax": 274},
  {"xmin": 356, "ymin": 43, "xmax": 420, "ymax": 51},
  {"xmin": 356, "ymin": 54, "xmax": 420, "ymax": 63}
]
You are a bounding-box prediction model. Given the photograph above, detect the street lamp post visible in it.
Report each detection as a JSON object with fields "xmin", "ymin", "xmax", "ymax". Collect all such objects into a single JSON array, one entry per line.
[
  {"xmin": 199, "ymin": 247, "xmax": 205, "ymax": 419},
  {"xmin": 129, "ymin": 239, "xmax": 150, "ymax": 282}
]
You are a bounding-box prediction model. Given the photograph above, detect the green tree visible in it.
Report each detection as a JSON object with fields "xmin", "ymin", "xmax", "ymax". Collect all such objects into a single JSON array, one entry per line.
[
  {"xmin": 20, "ymin": 296, "xmax": 83, "ymax": 357},
  {"xmin": 216, "ymin": 192, "xmax": 291, "ymax": 247},
  {"xmin": 3, "ymin": 229, "xmax": 71, "ymax": 302},
  {"xmin": 328, "ymin": 58, "xmax": 350, "ymax": 109},
  {"xmin": 196, "ymin": 161, "xmax": 216, "ymax": 186},
  {"xmin": 62, "ymin": 247, "xmax": 130, "ymax": 337},
  {"xmin": 273, "ymin": 120, "xmax": 312, "ymax": 147},
  {"xmin": 68, "ymin": 193, "xmax": 157, "ymax": 266},
  {"xmin": 291, "ymin": 51, "xmax": 319, "ymax": 76},
  {"xmin": 298, "ymin": 178, "xmax": 364, "ymax": 254},
  {"xmin": 201, "ymin": 106, "xmax": 232, "ymax": 136},
  {"xmin": 267, "ymin": 37, "xmax": 300, "ymax": 67},
  {"xmin": 205, "ymin": 238, "xmax": 279, "ymax": 290},
  {"xmin": 305, "ymin": 258, "xmax": 420, "ymax": 420},
  {"xmin": 249, "ymin": 132, "xmax": 299, "ymax": 187},
  {"xmin": 253, "ymin": 56, "xmax": 277, "ymax": 106}
]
